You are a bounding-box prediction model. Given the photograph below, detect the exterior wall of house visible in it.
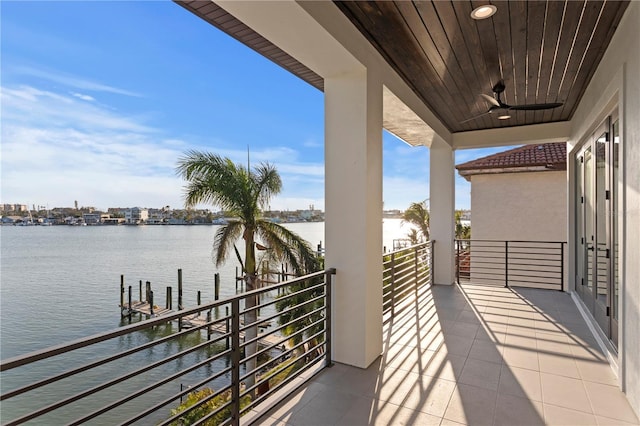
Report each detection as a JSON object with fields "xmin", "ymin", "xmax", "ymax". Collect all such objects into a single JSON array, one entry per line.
[
  {"xmin": 568, "ymin": 1, "xmax": 640, "ymax": 415},
  {"xmin": 470, "ymin": 171, "xmax": 567, "ymax": 242}
]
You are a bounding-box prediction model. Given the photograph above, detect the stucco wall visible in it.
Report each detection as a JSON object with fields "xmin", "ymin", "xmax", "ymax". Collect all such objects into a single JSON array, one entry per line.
[
  {"xmin": 569, "ymin": 1, "xmax": 640, "ymax": 416},
  {"xmin": 470, "ymin": 171, "xmax": 567, "ymax": 242}
]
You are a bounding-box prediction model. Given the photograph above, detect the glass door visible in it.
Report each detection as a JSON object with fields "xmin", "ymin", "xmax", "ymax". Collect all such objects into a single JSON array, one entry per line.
[
  {"xmin": 574, "ymin": 115, "xmax": 618, "ymax": 348},
  {"xmin": 594, "ymin": 126, "xmax": 609, "ymax": 334}
]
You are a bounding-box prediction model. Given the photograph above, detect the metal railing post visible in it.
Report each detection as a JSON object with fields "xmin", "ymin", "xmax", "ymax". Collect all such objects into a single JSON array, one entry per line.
[
  {"xmin": 560, "ymin": 242, "xmax": 565, "ymax": 291},
  {"xmin": 430, "ymin": 240, "xmax": 435, "ymax": 285},
  {"xmin": 414, "ymin": 246, "xmax": 419, "ymax": 294},
  {"xmin": 231, "ymin": 298, "xmax": 241, "ymax": 426},
  {"xmin": 456, "ymin": 240, "xmax": 460, "ymax": 284},
  {"xmin": 504, "ymin": 241, "xmax": 509, "ymax": 288},
  {"xmin": 325, "ymin": 268, "xmax": 336, "ymax": 368},
  {"xmin": 390, "ymin": 253, "xmax": 396, "ymax": 315}
]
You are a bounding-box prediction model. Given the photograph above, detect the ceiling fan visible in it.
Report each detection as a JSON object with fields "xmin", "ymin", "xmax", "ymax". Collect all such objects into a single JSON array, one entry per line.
[{"xmin": 461, "ymin": 80, "xmax": 563, "ymax": 123}]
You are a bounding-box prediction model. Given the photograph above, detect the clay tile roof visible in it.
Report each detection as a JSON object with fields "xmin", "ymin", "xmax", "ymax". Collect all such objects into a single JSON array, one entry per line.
[{"xmin": 456, "ymin": 142, "xmax": 567, "ymax": 172}]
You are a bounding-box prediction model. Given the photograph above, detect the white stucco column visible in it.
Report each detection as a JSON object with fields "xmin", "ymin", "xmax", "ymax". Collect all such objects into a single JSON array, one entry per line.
[
  {"xmin": 325, "ymin": 69, "xmax": 383, "ymax": 368},
  {"xmin": 430, "ymin": 138, "xmax": 456, "ymax": 285}
]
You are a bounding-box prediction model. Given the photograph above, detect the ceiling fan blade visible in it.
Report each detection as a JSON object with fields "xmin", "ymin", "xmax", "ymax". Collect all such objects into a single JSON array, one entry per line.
[
  {"xmin": 460, "ymin": 110, "xmax": 492, "ymax": 124},
  {"xmin": 509, "ymin": 102, "xmax": 563, "ymax": 111},
  {"xmin": 481, "ymin": 93, "xmax": 500, "ymax": 107}
]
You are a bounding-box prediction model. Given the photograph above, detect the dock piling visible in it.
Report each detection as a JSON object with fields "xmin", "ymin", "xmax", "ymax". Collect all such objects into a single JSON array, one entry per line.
[
  {"xmin": 139, "ymin": 280, "xmax": 142, "ymax": 302},
  {"xmin": 178, "ymin": 269, "xmax": 183, "ymax": 310},
  {"xmin": 120, "ymin": 275, "xmax": 125, "ymax": 309},
  {"xmin": 166, "ymin": 287, "xmax": 172, "ymax": 310},
  {"xmin": 149, "ymin": 290, "xmax": 154, "ymax": 316},
  {"xmin": 128, "ymin": 285, "xmax": 132, "ymax": 321}
]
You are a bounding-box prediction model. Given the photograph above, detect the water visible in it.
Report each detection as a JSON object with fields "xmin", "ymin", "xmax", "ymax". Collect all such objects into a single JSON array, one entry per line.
[{"xmin": 0, "ymin": 219, "xmax": 410, "ymax": 422}]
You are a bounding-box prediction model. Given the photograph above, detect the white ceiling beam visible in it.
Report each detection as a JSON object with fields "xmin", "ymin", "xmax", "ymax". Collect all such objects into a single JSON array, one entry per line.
[{"xmin": 452, "ymin": 121, "xmax": 572, "ymax": 150}]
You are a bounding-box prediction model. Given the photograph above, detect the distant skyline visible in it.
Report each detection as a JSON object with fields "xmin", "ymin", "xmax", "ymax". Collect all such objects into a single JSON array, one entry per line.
[{"xmin": 1, "ymin": 2, "xmax": 510, "ymax": 212}]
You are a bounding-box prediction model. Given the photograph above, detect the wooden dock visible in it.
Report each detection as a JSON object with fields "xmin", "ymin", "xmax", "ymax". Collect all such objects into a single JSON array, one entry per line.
[{"xmin": 121, "ymin": 301, "xmax": 285, "ymax": 348}]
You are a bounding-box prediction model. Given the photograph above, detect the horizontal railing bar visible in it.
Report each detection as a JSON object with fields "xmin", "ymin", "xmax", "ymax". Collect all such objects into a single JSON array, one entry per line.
[
  {"xmin": 122, "ymin": 362, "xmax": 233, "ymax": 426},
  {"xmin": 191, "ymin": 397, "xmax": 234, "ymax": 426},
  {"xmin": 156, "ymin": 378, "xmax": 233, "ymax": 426},
  {"xmin": 240, "ymin": 328, "xmax": 325, "ymax": 385},
  {"xmin": 246, "ymin": 305, "xmax": 326, "ymax": 361},
  {"xmin": 241, "ymin": 318, "xmax": 325, "ymax": 371},
  {"xmin": 242, "ymin": 280, "xmax": 326, "ymax": 314},
  {"xmin": 383, "ymin": 242, "xmax": 430, "ymax": 257},
  {"xmin": 70, "ymin": 347, "xmax": 235, "ymax": 426},
  {"xmin": 241, "ymin": 306, "xmax": 325, "ymax": 354},
  {"xmin": 1, "ymin": 270, "xmax": 332, "ymax": 372},
  {"xmin": 242, "ymin": 336, "xmax": 325, "ymax": 412},
  {"xmin": 239, "ymin": 293, "xmax": 325, "ymax": 334},
  {"xmin": 242, "ymin": 291, "xmax": 325, "ymax": 332},
  {"xmin": 7, "ymin": 331, "xmax": 228, "ymax": 426},
  {"xmin": 456, "ymin": 239, "xmax": 566, "ymax": 244},
  {"xmin": 245, "ymin": 347, "xmax": 325, "ymax": 413}
]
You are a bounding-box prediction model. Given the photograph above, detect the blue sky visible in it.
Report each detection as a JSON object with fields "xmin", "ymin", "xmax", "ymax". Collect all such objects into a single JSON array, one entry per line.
[{"xmin": 1, "ymin": 1, "xmax": 506, "ymax": 212}]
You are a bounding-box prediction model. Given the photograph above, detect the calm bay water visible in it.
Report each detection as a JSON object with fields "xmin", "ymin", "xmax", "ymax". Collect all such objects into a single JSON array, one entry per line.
[{"xmin": 0, "ymin": 219, "xmax": 408, "ymax": 423}]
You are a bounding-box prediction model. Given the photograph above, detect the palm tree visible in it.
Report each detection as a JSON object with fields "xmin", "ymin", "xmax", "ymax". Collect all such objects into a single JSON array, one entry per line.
[
  {"xmin": 402, "ymin": 200, "xmax": 430, "ymax": 243},
  {"xmin": 176, "ymin": 150, "xmax": 319, "ymax": 395}
]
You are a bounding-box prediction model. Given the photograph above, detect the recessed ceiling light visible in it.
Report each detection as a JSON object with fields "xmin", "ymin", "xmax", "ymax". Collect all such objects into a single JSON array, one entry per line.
[
  {"xmin": 471, "ymin": 5, "xmax": 497, "ymax": 20},
  {"xmin": 497, "ymin": 114, "xmax": 511, "ymax": 120}
]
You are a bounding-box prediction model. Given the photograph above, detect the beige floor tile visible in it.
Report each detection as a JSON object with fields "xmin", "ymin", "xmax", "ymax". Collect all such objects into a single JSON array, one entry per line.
[
  {"xmin": 497, "ymin": 365, "xmax": 542, "ymax": 402},
  {"xmin": 254, "ymin": 416, "xmax": 291, "ymax": 426},
  {"xmin": 264, "ymin": 381, "xmax": 328, "ymax": 421},
  {"xmin": 456, "ymin": 310, "xmax": 481, "ymax": 325},
  {"xmin": 468, "ymin": 339, "xmax": 504, "ymax": 364},
  {"xmin": 543, "ymin": 403, "xmax": 598, "ymax": 425},
  {"xmin": 595, "ymin": 415, "xmax": 640, "ymax": 425},
  {"xmin": 535, "ymin": 332, "xmax": 573, "ymax": 355},
  {"xmin": 280, "ymin": 387, "xmax": 360, "ymax": 425},
  {"xmin": 400, "ymin": 376, "xmax": 457, "ymax": 417},
  {"xmin": 442, "ymin": 321, "xmax": 479, "ymax": 339},
  {"xmin": 502, "ymin": 346, "xmax": 539, "ymax": 371},
  {"xmin": 375, "ymin": 369, "xmax": 422, "ymax": 404},
  {"xmin": 439, "ymin": 418, "xmax": 467, "ymax": 426},
  {"xmin": 574, "ymin": 358, "xmax": 618, "ymax": 386},
  {"xmin": 437, "ymin": 333, "xmax": 473, "ymax": 357},
  {"xmin": 336, "ymin": 397, "xmax": 442, "ymax": 426},
  {"xmin": 413, "ymin": 348, "xmax": 467, "ymax": 382},
  {"xmin": 443, "ymin": 384, "xmax": 497, "ymax": 426},
  {"xmin": 534, "ymin": 319, "xmax": 569, "ymax": 334},
  {"xmin": 583, "ymin": 381, "xmax": 640, "ymax": 424},
  {"xmin": 459, "ymin": 358, "xmax": 502, "ymax": 391},
  {"xmin": 538, "ymin": 352, "xmax": 581, "ymax": 379},
  {"xmin": 540, "ymin": 373, "xmax": 592, "ymax": 413},
  {"xmin": 493, "ymin": 393, "xmax": 544, "ymax": 426}
]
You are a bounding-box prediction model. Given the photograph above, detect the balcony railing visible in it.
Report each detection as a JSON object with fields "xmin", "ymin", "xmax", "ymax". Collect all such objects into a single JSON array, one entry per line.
[
  {"xmin": 1, "ymin": 242, "xmax": 435, "ymax": 425},
  {"xmin": 455, "ymin": 239, "xmax": 566, "ymax": 290},
  {"xmin": 0, "ymin": 269, "xmax": 336, "ymax": 426},
  {"xmin": 383, "ymin": 241, "xmax": 433, "ymax": 319}
]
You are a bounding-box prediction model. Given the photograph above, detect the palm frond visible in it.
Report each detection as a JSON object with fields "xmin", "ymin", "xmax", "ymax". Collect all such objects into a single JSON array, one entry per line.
[
  {"xmin": 252, "ymin": 163, "xmax": 282, "ymax": 209},
  {"xmin": 213, "ymin": 221, "xmax": 244, "ymax": 267},
  {"xmin": 256, "ymin": 219, "xmax": 320, "ymax": 275},
  {"xmin": 176, "ymin": 151, "xmax": 249, "ymax": 214}
]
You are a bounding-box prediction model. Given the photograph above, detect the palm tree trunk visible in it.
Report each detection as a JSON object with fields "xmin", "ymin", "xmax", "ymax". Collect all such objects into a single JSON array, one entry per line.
[{"xmin": 244, "ymin": 236, "xmax": 257, "ymax": 399}]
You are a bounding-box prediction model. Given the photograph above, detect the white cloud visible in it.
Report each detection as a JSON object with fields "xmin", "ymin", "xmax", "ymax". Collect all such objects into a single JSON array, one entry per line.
[
  {"xmin": 0, "ymin": 83, "xmax": 328, "ymax": 211},
  {"xmin": 71, "ymin": 92, "xmax": 96, "ymax": 102},
  {"xmin": 14, "ymin": 66, "xmax": 142, "ymax": 97}
]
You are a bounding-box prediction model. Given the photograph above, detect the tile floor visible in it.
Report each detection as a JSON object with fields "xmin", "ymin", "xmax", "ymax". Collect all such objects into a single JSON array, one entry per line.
[{"xmin": 255, "ymin": 283, "xmax": 639, "ymax": 425}]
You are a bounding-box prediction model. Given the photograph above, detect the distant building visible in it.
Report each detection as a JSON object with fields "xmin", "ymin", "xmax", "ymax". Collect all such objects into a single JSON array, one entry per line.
[
  {"xmin": 83, "ymin": 213, "xmax": 101, "ymax": 225},
  {"xmin": 124, "ymin": 207, "xmax": 148, "ymax": 224},
  {"xmin": 1, "ymin": 204, "xmax": 28, "ymax": 212}
]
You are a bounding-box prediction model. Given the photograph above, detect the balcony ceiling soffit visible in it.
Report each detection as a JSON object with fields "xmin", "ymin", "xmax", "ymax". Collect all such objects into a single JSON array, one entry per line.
[{"xmin": 176, "ymin": 0, "xmax": 628, "ymax": 139}]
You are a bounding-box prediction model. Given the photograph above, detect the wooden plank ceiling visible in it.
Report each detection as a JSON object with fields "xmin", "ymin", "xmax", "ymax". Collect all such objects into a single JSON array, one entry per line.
[
  {"xmin": 177, "ymin": 1, "xmax": 628, "ymax": 134},
  {"xmin": 336, "ymin": 1, "xmax": 628, "ymax": 133}
]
